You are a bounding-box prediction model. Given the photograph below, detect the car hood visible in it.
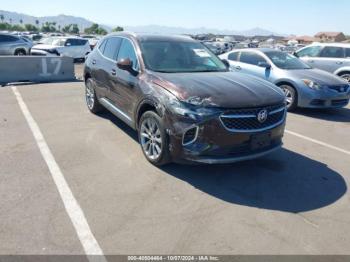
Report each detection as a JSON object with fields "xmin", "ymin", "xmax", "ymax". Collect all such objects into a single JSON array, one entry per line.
[
  {"xmin": 151, "ymin": 71, "xmax": 285, "ymax": 108},
  {"xmin": 288, "ymin": 68, "xmax": 347, "ymax": 86},
  {"xmin": 32, "ymin": 44, "xmax": 59, "ymax": 50}
]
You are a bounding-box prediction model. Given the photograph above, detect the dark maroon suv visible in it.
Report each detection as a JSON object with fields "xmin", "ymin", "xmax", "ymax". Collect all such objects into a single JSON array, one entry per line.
[{"xmin": 84, "ymin": 33, "xmax": 286, "ymax": 165}]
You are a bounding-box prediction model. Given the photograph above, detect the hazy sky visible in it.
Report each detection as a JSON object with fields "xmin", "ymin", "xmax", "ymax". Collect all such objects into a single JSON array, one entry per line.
[{"xmin": 1, "ymin": 0, "xmax": 348, "ymax": 35}]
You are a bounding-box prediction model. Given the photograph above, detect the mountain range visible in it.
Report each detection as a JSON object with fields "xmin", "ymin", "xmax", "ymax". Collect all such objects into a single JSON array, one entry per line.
[{"xmin": 0, "ymin": 9, "xmax": 282, "ymax": 36}]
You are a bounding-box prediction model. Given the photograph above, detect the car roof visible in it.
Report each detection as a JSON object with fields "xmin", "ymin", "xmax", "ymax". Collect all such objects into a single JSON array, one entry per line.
[
  {"xmin": 309, "ymin": 42, "xmax": 350, "ymax": 48},
  {"xmin": 107, "ymin": 32, "xmax": 195, "ymax": 43}
]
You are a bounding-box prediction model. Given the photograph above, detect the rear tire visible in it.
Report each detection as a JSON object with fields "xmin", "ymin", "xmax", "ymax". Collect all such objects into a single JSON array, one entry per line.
[
  {"xmin": 85, "ymin": 78, "xmax": 104, "ymax": 114},
  {"xmin": 280, "ymin": 84, "xmax": 297, "ymax": 111},
  {"xmin": 138, "ymin": 111, "xmax": 171, "ymax": 166},
  {"xmin": 14, "ymin": 49, "xmax": 26, "ymax": 56}
]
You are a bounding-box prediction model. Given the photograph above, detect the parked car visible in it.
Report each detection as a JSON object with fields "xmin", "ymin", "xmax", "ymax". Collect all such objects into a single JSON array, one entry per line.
[
  {"xmin": 30, "ymin": 37, "xmax": 91, "ymax": 61},
  {"xmin": 295, "ymin": 43, "xmax": 350, "ymax": 83},
  {"xmin": 84, "ymin": 33, "xmax": 287, "ymax": 165},
  {"xmin": 202, "ymin": 41, "xmax": 222, "ymax": 55},
  {"xmin": 0, "ymin": 33, "xmax": 33, "ymax": 55},
  {"xmin": 81, "ymin": 35, "xmax": 101, "ymax": 49},
  {"xmin": 220, "ymin": 49, "xmax": 350, "ymax": 111}
]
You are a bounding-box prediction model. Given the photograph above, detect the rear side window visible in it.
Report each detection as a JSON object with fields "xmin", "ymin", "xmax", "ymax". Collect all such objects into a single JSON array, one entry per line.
[
  {"xmin": 117, "ymin": 39, "xmax": 139, "ymax": 70},
  {"xmin": 66, "ymin": 39, "xmax": 88, "ymax": 46},
  {"xmin": 345, "ymin": 49, "xmax": 350, "ymax": 58},
  {"xmin": 103, "ymin": 37, "xmax": 122, "ymax": 60},
  {"xmin": 240, "ymin": 52, "xmax": 266, "ymax": 66},
  {"xmin": 320, "ymin": 46, "xmax": 345, "ymax": 58},
  {"xmin": 98, "ymin": 40, "xmax": 107, "ymax": 52},
  {"xmin": 0, "ymin": 35, "xmax": 18, "ymax": 42},
  {"xmin": 296, "ymin": 46, "xmax": 322, "ymax": 57},
  {"xmin": 228, "ymin": 52, "xmax": 239, "ymax": 61}
]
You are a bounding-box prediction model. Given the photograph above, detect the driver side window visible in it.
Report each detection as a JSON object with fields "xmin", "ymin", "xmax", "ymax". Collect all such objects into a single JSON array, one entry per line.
[
  {"xmin": 117, "ymin": 39, "xmax": 139, "ymax": 71},
  {"xmin": 240, "ymin": 52, "xmax": 266, "ymax": 66},
  {"xmin": 296, "ymin": 46, "xmax": 322, "ymax": 57}
]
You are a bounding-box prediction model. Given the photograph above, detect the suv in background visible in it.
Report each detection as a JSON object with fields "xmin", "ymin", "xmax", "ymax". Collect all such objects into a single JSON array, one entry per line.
[
  {"xmin": 295, "ymin": 43, "xmax": 350, "ymax": 82},
  {"xmin": 84, "ymin": 33, "xmax": 286, "ymax": 165},
  {"xmin": 30, "ymin": 37, "xmax": 91, "ymax": 61},
  {"xmin": 0, "ymin": 33, "xmax": 33, "ymax": 55}
]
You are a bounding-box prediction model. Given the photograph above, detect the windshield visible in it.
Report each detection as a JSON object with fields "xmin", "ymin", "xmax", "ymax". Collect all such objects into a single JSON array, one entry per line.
[
  {"xmin": 139, "ymin": 40, "xmax": 227, "ymax": 73},
  {"xmin": 39, "ymin": 37, "xmax": 65, "ymax": 46},
  {"xmin": 265, "ymin": 51, "xmax": 311, "ymax": 70}
]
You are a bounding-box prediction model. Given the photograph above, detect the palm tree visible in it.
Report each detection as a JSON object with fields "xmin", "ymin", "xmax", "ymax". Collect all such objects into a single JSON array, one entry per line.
[{"xmin": 0, "ymin": 14, "xmax": 4, "ymax": 23}]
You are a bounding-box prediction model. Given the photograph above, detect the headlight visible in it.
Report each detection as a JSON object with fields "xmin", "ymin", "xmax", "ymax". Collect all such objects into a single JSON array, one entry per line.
[
  {"xmin": 302, "ymin": 79, "xmax": 322, "ymax": 90},
  {"xmin": 165, "ymin": 93, "xmax": 220, "ymax": 121}
]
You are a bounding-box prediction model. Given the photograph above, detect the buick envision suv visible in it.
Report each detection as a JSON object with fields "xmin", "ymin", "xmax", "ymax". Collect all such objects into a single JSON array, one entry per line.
[{"xmin": 84, "ymin": 33, "xmax": 286, "ymax": 165}]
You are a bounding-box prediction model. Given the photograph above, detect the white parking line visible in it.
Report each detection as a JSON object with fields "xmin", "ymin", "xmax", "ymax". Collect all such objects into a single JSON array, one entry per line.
[
  {"xmin": 11, "ymin": 86, "xmax": 106, "ymax": 261},
  {"xmin": 286, "ymin": 129, "xmax": 350, "ymax": 156}
]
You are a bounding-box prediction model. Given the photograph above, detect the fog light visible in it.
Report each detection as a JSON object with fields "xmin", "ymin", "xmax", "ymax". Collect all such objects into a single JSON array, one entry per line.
[{"xmin": 182, "ymin": 126, "xmax": 199, "ymax": 146}]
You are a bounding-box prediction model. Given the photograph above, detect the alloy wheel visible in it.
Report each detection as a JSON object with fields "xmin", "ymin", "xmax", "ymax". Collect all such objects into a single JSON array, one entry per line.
[
  {"xmin": 340, "ymin": 74, "xmax": 350, "ymax": 83},
  {"xmin": 282, "ymin": 86, "xmax": 293, "ymax": 108},
  {"xmin": 140, "ymin": 118, "xmax": 163, "ymax": 160},
  {"xmin": 85, "ymin": 80, "xmax": 95, "ymax": 110}
]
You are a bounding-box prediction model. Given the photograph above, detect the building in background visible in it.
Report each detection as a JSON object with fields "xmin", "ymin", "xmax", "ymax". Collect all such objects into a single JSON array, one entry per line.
[{"xmin": 315, "ymin": 32, "xmax": 346, "ymax": 43}]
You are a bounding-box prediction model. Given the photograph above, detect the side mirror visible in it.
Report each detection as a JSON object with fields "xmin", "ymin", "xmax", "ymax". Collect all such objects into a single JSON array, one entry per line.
[
  {"xmin": 117, "ymin": 58, "xmax": 138, "ymax": 75},
  {"xmin": 221, "ymin": 59, "xmax": 230, "ymax": 69},
  {"xmin": 258, "ymin": 62, "xmax": 271, "ymax": 69}
]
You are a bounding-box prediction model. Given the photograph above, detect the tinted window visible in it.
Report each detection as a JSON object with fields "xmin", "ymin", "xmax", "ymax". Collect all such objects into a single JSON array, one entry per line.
[
  {"xmin": 98, "ymin": 39, "xmax": 107, "ymax": 52},
  {"xmin": 0, "ymin": 35, "xmax": 18, "ymax": 42},
  {"xmin": 320, "ymin": 46, "xmax": 344, "ymax": 58},
  {"xmin": 117, "ymin": 39, "xmax": 139, "ymax": 71},
  {"xmin": 265, "ymin": 51, "xmax": 311, "ymax": 70},
  {"xmin": 296, "ymin": 46, "xmax": 322, "ymax": 57},
  {"xmin": 139, "ymin": 41, "xmax": 227, "ymax": 73},
  {"xmin": 66, "ymin": 39, "xmax": 88, "ymax": 46},
  {"xmin": 345, "ymin": 49, "xmax": 350, "ymax": 58},
  {"xmin": 103, "ymin": 37, "xmax": 122, "ymax": 60},
  {"xmin": 240, "ymin": 52, "xmax": 266, "ymax": 66},
  {"xmin": 228, "ymin": 52, "xmax": 239, "ymax": 61}
]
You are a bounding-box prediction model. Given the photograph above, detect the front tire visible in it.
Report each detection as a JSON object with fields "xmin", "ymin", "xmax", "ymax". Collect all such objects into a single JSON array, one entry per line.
[
  {"xmin": 14, "ymin": 49, "xmax": 26, "ymax": 56},
  {"xmin": 280, "ymin": 84, "xmax": 297, "ymax": 111},
  {"xmin": 138, "ymin": 111, "xmax": 170, "ymax": 166},
  {"xmin": 338, "ymin": 72, "xmax": 350, "ymax": 83},
  {"xmin": 85, "ymin": 78, "xmax": 103, "ymax": 114}
]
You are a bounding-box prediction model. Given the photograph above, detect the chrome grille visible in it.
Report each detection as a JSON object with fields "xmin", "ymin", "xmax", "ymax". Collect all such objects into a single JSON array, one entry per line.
[{"xmin": 220, "ymin": 104, "xmax": 286, "ymax": 132}]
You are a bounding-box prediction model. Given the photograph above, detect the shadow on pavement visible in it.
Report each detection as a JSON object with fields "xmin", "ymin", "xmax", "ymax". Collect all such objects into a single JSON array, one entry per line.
[
  {"xmin": 161, "ymin": 148, "xmax": 347, "ymax": 213},
  {"xmin": 292, "ymin": 107, "xmax": 350, "ymax": 123},
  {"xmin": 98, "ymin": 111, "xmax": 347, "ymax": 213}
]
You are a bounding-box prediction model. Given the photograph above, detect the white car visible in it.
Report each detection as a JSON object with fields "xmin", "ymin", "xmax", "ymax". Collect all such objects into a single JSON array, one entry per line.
[{"xmin": 30, "ymin": 37, "xmax": 91, "ymax": 60}]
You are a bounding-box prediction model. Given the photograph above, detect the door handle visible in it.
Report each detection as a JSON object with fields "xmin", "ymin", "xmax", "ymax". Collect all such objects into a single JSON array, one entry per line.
[
  {"xmin": 92, "ymin": 60, "xmax": 96, "ymax": 65},
  {"xmin": 236, "ymin": 66, "xmax": 242, "ymax": 70},
  {"xmin": 111, "ymin": 69, "xmax": 117, "ymax": 76}
]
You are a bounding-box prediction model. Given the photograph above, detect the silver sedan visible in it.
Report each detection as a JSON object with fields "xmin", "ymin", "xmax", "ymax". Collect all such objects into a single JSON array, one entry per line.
[{"xmin": 220, "ymin": 48, "xmax": 350, "ymax": 111}]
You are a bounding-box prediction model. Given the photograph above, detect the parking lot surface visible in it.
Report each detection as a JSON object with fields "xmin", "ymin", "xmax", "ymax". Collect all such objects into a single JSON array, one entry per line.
[{"xmin": 0, "ymin": 81, "xmax": 349, "ymax": 255}]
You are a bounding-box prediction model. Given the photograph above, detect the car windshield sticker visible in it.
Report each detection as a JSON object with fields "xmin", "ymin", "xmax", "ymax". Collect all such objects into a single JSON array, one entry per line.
[{"xmin": 193, "ymin": 49, "xmax": 211, "ymax": 58}]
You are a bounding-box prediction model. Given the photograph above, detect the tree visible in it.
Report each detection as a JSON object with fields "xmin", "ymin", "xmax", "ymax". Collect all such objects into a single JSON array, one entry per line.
[
  {"xmin": 112, "ymin": 26, "xmax": 124, "ymax": 32},
  {"xmin": 25, "ymin": 24, "xmax": 39, "ymax": 32},
  {"xmin": 84, "ymin": 23, "xmax": 107, "ymax": 35},
  {"xmin": 0, "ymin": 14, "xmax": 4, "ymax": 23},
  {"xmin": 41, "ymin": 22, "xmax": 57, "ymax": 32}
]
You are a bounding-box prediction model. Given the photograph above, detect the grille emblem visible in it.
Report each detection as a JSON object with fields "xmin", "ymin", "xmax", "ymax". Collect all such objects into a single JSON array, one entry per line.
[{"xmin": 257, "ymin": 109, "xmax": 268, "ymax": 123}]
